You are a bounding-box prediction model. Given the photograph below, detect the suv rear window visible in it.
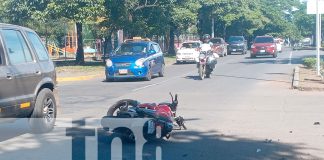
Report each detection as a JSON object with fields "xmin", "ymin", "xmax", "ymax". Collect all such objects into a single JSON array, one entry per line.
[
  {"xmin": 27, "ymin": 32, "xmax": 49, "ymax": 61},
  {"xmin": 1, "ymin": 29, "xmax": 33, "ymax": 65},
  {"xmin": 254, "ymin": 37, "xmax": 274, "ymax": 43}
]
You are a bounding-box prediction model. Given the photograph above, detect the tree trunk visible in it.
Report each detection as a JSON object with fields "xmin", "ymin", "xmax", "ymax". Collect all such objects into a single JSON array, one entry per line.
[
  {"xmin": 104, "ymin": 31, "xmax": 113, "ymax": 58},
  {"xmin": 76, "ymin": 22, "xmax": 85, "ymax": 64},
  {"xmin": 223, "ymin": 25, "xmax": 227, "ymax": 39},
  {"xmin": 168, "ymin": 28, "xmax": 176, "ymax": 55}
]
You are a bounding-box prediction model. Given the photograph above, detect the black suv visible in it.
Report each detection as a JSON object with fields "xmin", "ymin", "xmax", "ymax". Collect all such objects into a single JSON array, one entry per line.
[
  {"xmin": 0, "ymin": 23, "xmax": 57, "ymax": 133},
  {"xmin": 227, "ymin": 36, "xmax": 248, "ymax": 55}
]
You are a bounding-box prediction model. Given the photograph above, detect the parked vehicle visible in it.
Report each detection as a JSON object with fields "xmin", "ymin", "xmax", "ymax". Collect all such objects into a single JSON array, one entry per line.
[
  {"xmin": 301, "ymin": 38, "xmax": 312, "ymax": 46},
  {"xmin": 197, "ymin": 43, "xmax": 218, "ymax": 80},
  {"xmin": 101, "ymin": 93, "xmax": 186, "ymax": 142},
  {"xmin": 105, "ymin": 37, "xmax": 165, "ymax": 81},
  {"xmin": 0, "ymin": 23, "xmax": 57, "ymax": 133},
  {"xmin": 227, "ymin": 36, "xmax": 248, "ymax": 55},
  {"xmin": 176, "ymin": 41, "xmax": 201, "ymax": 63},
  {"xmin": 209, "ymin": 38, "xmax": 228, "ymax": 57},
  {"xmin": 250, "ymin": 36, "xmax": 277, "ymax": 58}
]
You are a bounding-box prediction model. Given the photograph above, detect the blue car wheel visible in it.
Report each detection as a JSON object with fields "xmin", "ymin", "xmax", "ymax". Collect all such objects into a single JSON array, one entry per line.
[{"xmin": 144, "ymin": 68, "xmax": 152, "ymax": 81}]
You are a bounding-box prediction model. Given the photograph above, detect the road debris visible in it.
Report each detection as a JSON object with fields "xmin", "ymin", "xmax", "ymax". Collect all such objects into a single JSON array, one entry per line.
[{"xmin": 314, "ymin": 122, "xmax": 321, "ymax": 125}]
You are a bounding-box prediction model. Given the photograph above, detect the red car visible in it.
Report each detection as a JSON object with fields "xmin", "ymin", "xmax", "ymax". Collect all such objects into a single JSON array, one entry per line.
[
  {"xmin": 250, "ymin": 36, "xmax": 277, "ymax": 58},
  {"xmin": 209, "ymin": 38, "xmax": 228, "ymax": 57}
]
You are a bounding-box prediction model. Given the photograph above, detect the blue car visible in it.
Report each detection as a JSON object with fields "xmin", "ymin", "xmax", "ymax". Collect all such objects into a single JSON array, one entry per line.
[{"xmin": 105, "ymin": 39, "xmax": 165, "ymax": 81}]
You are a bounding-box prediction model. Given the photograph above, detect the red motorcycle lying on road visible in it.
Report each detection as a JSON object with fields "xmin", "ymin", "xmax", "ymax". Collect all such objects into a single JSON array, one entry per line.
[{"xmin": 101, "ymin": 93, "xmax": 186, "ymax": 142}]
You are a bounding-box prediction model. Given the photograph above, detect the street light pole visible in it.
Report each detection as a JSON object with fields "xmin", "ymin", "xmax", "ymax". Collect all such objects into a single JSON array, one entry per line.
[
  {"xmin": 316, "ymin": 0, "xmax": 321, "ymax": 76},
  {"xmin": 211, "ymin": 17, "xmax": 215, "ymax": 38}
]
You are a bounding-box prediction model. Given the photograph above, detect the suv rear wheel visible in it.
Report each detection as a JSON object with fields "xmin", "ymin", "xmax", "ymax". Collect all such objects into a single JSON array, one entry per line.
[{"xmin": 29, "ymin": 88, "xmax": 57, "ymax": 133}]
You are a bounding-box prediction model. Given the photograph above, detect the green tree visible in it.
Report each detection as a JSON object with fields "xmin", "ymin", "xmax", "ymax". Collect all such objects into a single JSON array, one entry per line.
[
  {"xmin": 168, "ymin": 0, "xmax": 201, "ymax": 55},
  {"xmin": 50, "ymin": 0, "xmax": 104, "ymax": 64},
  {"xmin": 292, "ymin": 2, "xmax": 315, "ymax": 38},
  {"xmin": 199, "ymin": 0, "xmax": 267, "ymax": 41}
]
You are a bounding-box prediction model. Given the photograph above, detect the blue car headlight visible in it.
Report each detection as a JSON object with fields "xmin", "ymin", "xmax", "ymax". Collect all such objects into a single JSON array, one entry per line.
[
  {"xmin": 105, "ymin": 59, "xmax": 113, "ymax": 67},
  {"xmin": 135, "ymin": 58, "xmax": 145, "ymax": 67}
]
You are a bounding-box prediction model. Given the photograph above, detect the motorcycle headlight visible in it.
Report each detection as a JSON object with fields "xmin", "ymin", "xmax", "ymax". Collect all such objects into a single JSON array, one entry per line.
[
  {"xmin": 199, "ymin": 54, "xmax": 206, "ymax": 59},
  {"xmin": 135, "ymin": 58, "xmax": 145, "ymax": 67},
  {"xmin": 105, "ymin": 59, "xmax": 113, "ymax": 67}
]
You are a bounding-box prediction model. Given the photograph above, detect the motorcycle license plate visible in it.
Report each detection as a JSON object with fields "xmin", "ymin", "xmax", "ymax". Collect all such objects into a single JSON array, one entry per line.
[
  {"xmin": 147, "ymin": 120, "xmax": 155, "ymax": 134},
  {"xmin": 119, "ymin": 69, "xmax": 128, "ymax": 75}
]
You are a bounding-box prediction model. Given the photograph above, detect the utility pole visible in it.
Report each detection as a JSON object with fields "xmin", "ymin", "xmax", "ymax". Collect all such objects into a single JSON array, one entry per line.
[
  {"xmin": 211, "ymin": 17, "xmax": 215, "ymax": 38},
  {"xmin": 316, "ymin": 0, "xmax": 321, "ymax": 76}
]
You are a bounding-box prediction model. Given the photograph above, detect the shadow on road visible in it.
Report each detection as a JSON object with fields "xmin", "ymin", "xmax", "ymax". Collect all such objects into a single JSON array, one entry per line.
[
  {"xmin": 184, "ymin": 75, "xmax": 202, "ymax": 81},
  {"xmin": 54, "ymin": 61, "xmax": 105, "ymax": 67},
  {"xmin": 0, "ymin": 126, "xmax": 321, "ymax": 160},
  {"xmin": 238, "ymin": 54, "xmax": 323, "ymax": 66},
  {"xmin": 174, "ymin": 62, "xmax": 196, "ymax": 65},
  {"xmin": 0, "ymin": 119, "xmax": 30, "ymax": 142},
  {"xmin": 95, "ymin": 130, "xmax": 321, "ymax": 160},
  {"xmin": 102, "ymin": 76, "xmax": 159, "ymax": 83}
]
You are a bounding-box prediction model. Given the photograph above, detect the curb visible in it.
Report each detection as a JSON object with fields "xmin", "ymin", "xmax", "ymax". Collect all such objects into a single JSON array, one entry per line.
[
  {"xmin": 292, "ymin": 66, "xmax": 300, "ymax": 89},
  {"xmin": 57, "ymin": 74, "xmax": 102, "ymax": 82}
]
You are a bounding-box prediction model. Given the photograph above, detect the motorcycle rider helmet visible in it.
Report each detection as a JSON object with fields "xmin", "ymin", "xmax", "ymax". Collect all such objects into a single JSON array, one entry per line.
[{"xmin": 202, "ymin": 34, "xmax": 211, "ymax": 43}]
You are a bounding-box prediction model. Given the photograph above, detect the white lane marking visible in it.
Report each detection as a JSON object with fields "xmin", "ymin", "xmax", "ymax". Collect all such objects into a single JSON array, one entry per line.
[
  {"xmin": 132, "ymin": 71, "xmax": 195, "ymax": 92},
  {"xmin": 132, "ymin": 83, "xmax": 159, "ymax": 92},
  {"xmin": 288, "ymin": 51, "xmax": 293, "ymax": 65}
]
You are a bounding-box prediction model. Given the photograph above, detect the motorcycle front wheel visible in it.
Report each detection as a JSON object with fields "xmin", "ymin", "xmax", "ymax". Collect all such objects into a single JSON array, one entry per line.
[{"xmin": 198, "ymin": 64, "xmax": 205, "ymax": 80}]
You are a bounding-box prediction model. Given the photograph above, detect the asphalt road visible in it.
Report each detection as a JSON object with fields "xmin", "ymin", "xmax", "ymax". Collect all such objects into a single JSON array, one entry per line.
[{"xmin": 1, "ymin": 48, "xmax": 324, "ymax": 160}]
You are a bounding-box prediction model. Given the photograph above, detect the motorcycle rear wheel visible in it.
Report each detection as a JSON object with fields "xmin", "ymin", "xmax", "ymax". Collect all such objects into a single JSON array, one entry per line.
[{"xmin": 107, "ymin": 99, "xmax": 139, "ymax": 117}]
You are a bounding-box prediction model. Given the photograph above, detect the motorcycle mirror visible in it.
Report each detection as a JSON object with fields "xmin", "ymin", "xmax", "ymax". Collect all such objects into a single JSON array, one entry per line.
[
  {"xmin": 169, "ymin": 92, "xmax": 174, "ymax": 101},
  {"xmin": 174, "ymin": 94, "xmax": 178, "ymax": 103}
]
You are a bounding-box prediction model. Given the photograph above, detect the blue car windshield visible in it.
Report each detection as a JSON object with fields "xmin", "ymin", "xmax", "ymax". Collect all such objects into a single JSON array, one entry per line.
[{"xmin": 114, "ymin": 43, "xmax": 147, "ymax": 56}]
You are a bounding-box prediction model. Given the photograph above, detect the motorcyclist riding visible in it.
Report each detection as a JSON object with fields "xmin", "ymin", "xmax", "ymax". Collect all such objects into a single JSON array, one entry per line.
[{"xmin": 197, "ymin": 34, "xmax": 218, "ymax": 79}]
